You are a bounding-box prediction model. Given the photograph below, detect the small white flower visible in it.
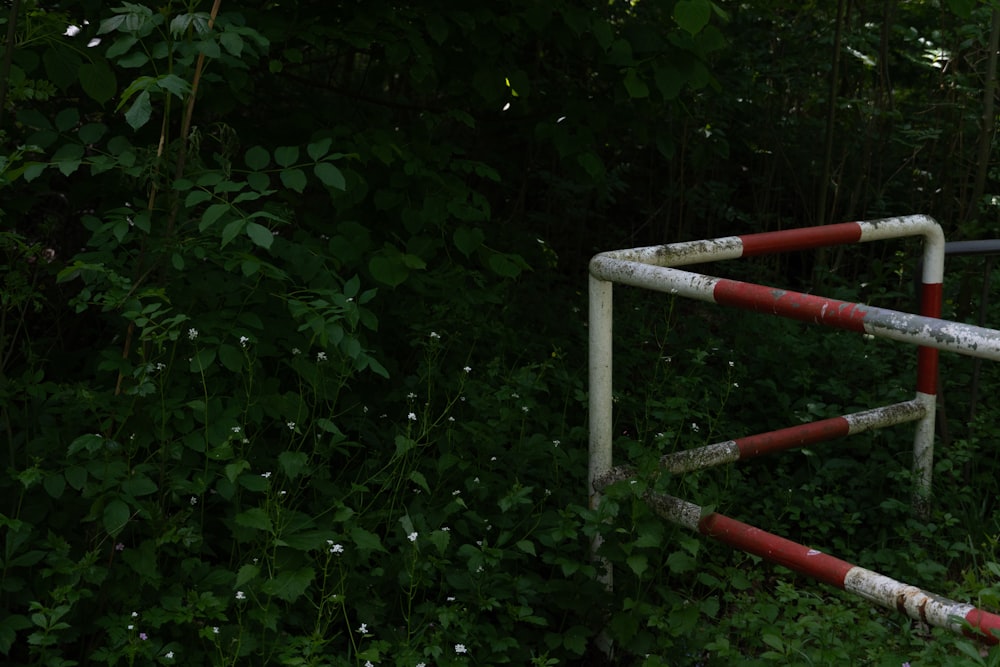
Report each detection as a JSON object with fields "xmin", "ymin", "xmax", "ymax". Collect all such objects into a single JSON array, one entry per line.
[
  {"xmin": 316, "ymin": 351, "xmax": 327, "ymax": 362},
  {"xmin": 131, "ymin": 611, "xmax": 138, "ymax": 618},
  {"xmin": 521, "ymin": 406, "xmax": 529, "ymax": 413},
  {"xmin": 187, "ymin": 327, "xmax": 199, "ymax": 340},
  {"xmin": 463, "ymin": 366, "xmax": 471, "ymax": 373},
  {"xmin": 358, "ymin": 622, "xmax": 368, "ymax": 634},
  {"xmin": 235, "ymin": 591, "xmax": 245, "ymax": 600},
  {"xmin": 441, "ymin": 526, "xmax": 450, "ymax": 531},
  {"xmin": 212, "ymin": 626, "xmax": 219, "ymax": 634},
  {"xmin": 261, "ymin": 471, "xmax": 272, "ymax": 479},
  {"xmin": 728, "ymin": 360, "xmax": 735, "ymax": 367},
  {"xmin": 407, "ymin": 531, "xmax": 418, "ymax": 542},
  {"xmin": 511, "ymin": 392, "xmax": 520, "ymax": 398},
  {"xmin": 429, "ymin": 331, "xmax": 441, "ymax": 339},
  {"xmin": 127, "ymin": 624, "xmax": 134, "ymax": 630},
  {"xmin": 231, "ymin": 426, "xmax": 241, "ymax": 433},
  {"xmin": 417, "ymin": 663, "xmax": 427, "ymax": 667},
  {"xmin": 364, "ymin": 662, "xmax": 373, "ymax": 667},
  {"xmin": 155, "ymin": 362, "xmax": 166, "ymax": 371},
  {"xmin": 329, "ymin": 543, "xmax": 344, "ymax": 554},
  {"xmin": 448, "ymin": 416, "xmax": 455, "ymax": 422},
  {"xmin": 286, "ymin": 421, "xmax": 296, "ymax": 431},
  {"xmin": 165, "ymin": 651, "xmax": 174, "ymax": 659},
  {"xmin": 407, "ymin": 392, "xmax": 417, "ymax": 399},
  {"xmin": 446, "ymin": 596, "xmax": 456, "ymax": 602},
  {"xmin": 455, "ymin": 643, "xmax": 468, "ymax": 654},
  {"xmin": 490, "ymin": 456, "xmax": 497, "ymax": 462},
  {"xmin": 190, "ymin": 496, "xmax": 197, "ymax": 505},
  {"xmin": 733, "ymin": 382, "xmax": 739, "ymax": 388},
  {"xmin": 292, "ymin": 347, "xmax": 301, "ymax": 355},
  {"xmin": 408, "ymin": 412, "xmax": 417, "ymax": 421},
  {"xmin": 239, "ymin": 335, "xmax": 250, "ymax": 348},
  {"xmin": 452, "ymin": 490, "xmax": 461, "ymax": 496},
  {"xmin": 690, "ymin": 423, "xmax": 700, "ymax": 432}
]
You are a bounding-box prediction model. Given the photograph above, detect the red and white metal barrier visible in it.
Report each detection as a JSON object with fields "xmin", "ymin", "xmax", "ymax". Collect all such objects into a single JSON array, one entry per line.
[{"xmin": 588, "ymin": 215, "xmax": 1000, "ymax": 645}]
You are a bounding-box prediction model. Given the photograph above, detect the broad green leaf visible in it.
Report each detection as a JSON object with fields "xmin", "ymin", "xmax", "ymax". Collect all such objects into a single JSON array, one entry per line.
[
  {"xmin": 221, "ymin": 219, "xmax": 245, "ymax": 247},
  {"xmin": 674, "ymin": 0, "xmax": 711, "ymax": 36},
  {"xmin": 369, "ymin": 255, "xmax": 408, "ymax": 287},
  {"xmin": 124, "ymin": 90, "xmax": 152, "ymax": 130},
  {"xmin": 66, "ymin": 433, "xmax": 105, "ymax": 456},
  {"xmin": 623, "ymin": 68, "xmax": 649, "ymax": 98},
  {"xmin": 245, "ymin": 145, "xmax": 270, "ymax": 170},
  {"xmin": 156, "ymin": 74, "xmax": 192, "ymax": 99},
  {"xmin": 453, "ymin": 226, "xmax": 484, "ymax": 256},
  {"xmin": 655, "ymin": 63, "xmax": 683, "ymax": 100},
  {"xmin": 235, "ymin": 563, "xmax": 259, "ymax": 588},
  {"xmin": 225, "ymin": 460, "xmax": 249, "ymax": 483},
  {"xmin": 52, "ymin": 144, "xmax": 85, "ymax": 177},
  {"xmin": 409, "ymin": 470, "xmax": 430, "ymax": 494},
  {"xmin": 121, "ymin": 475, "xmax": 157, "ymax": 497},
  {"xmin": 279, "ymin": 168, "xmax": 307, "ymax": 192},
  {"xmin": 307, "ymin": 137, "xmax": 332, "ymax": 161},
  {"xmin": 247, "ymin": 172, "xmax": 270, "ymax": 191},
  {"xmin": 274, "ymin": 145, "xmax": 299, "ymax": 167},
  {"xmin": 189, "ymin": 347, "xmax": 216, "ymax": 372},
  {"xmin": 245, "ymin": 222, "xmax": 273, "ymax": 249},
  {"xmin": 314, "ymin": 162, "xmax": 345, "ymax": 190},
  {"xmin": 185, "ymin": 190, "xmax": 212, "ymax": 207},
  {"xmin": 64, "ymin": 466, "xmax": 87, "ymax": 490},
  {"xmin": 43, "ymin": 474, "xmax": 65, "ymax": 499},
  {"xmin": 487, "ymin": 252, "xmax": 525, "ymax": 278},
  {"xmin": 279, "ymin": 451, "xmax": 309, "ymax": 479},
  {"xmin": 54, "ymin": 108, "xmax": 79, "ymax": 132},
  {"xmin": 235, "ymin": 507, "xmax": 273, "ymax": 532},
  {"xmin": 199, "ymin": 203, "xmax": 231, "ymax": 231},
  {"xmin": 218, "ymin": 344, "xmax": 243, "ymax": 372},
  {"xmin": 117, "ymin": 52, "xmax": 150, "ymax": 68},
  {"xmin": 516, "ymin": 540, "xmax": 537, "ymax": 556},
  {"xmin": 220, "ymin": 31, "xmax": 244, "ymax": 56},
  {"xmin": 261, "ymin": 567, "xmax": 314, "ymax": 602},
  {"xmin": 105, "ymin": 35, "xmax": 137, "ymax": 59},
  {"xmin": 350, "ymin": 526, "xmax": 387, "ymax": 552},
  {"xmin": 103, "ymin": 498, "xmax": 131, "ymax": 536},
  {"xmin": 78, "ymin": 123, "xmax": 108, "ymax": 144},
  {"xmin": 626, "ymin": 553, "xmax": 648, "ymax": 576},
  {"xmin": 44, "ymin": 47, "xmax": 82, "ymax": 91}
]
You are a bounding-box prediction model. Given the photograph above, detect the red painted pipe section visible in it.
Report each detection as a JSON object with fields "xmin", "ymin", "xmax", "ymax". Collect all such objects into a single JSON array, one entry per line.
[
  {"xmin": 699, "ymin": 512, "xmax": 854, "ymax": 588},
  {"xmin": 739, "ymin": 222, "xmax": 863, "ymax": 256},
  {"xmin": 694, "ymin": 507, "xmax": 1000, "ymax": 644},
  {"xmin": 735, "ymin": 417, "xmax": 849, "ymax": 460},
  {"xmin": 712, "ymin": 280, "xmax": 870, "ymax": 332}
]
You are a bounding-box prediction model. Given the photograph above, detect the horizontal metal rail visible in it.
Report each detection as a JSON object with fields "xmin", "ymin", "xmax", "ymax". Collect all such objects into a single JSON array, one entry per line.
[{"xmin": 642, "ymin": 492, "xmax": 1000, "ymax": 645}]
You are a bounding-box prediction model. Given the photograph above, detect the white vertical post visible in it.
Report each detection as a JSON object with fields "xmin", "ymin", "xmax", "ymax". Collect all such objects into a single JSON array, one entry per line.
[{"xmin": 588, "ymin": 273, "xmax": 614, "ymax": 589}]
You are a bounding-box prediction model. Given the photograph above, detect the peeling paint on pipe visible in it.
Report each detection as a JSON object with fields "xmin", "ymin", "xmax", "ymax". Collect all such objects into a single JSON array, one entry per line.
[
  {"xmin": 660, "ymin": 400, "xmax": 927, "ymax": 474},
  {"xmin": 649, "ymin": 492, "xmax": 1000, "ymax": 644}
]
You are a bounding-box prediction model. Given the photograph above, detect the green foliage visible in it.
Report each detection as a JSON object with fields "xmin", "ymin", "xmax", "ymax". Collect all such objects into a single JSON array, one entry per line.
[{"xmin": 4, "ymin": 0, "xmax": 1000, "ymax": 665}]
